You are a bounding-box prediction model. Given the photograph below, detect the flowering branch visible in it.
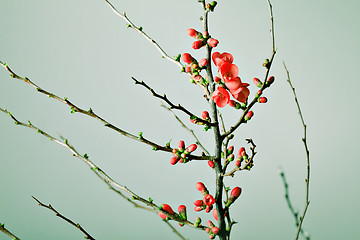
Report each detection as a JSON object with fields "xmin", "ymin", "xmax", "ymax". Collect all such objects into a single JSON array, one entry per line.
[
  {"xmin": 221, "ymin": 0, "xmax": 277, "ymax": 139},
  {"xmin": 0, "ymin": 61, "xmax": 209, "ymax": 161},
  {"xmin": 161, "ymin": 103, "xmax": 210, "ymax": 156},
  {"xmin": 32, "ymin": 196, "xmax": 96, "ymax": 240},
  {"xmin": 0, "ymin": 223, "xmax": 20, "ymax": 240},
  {"xmin": 132, "ymin": 77, "xmax": 215, "ymax": 127},
  {"xmin": 0, "ymin": 107, "xmax": 208, "ymax": 238},
  {"xmin": 283, "ymin": 63, "xmax": 311, "ymax": 240}
]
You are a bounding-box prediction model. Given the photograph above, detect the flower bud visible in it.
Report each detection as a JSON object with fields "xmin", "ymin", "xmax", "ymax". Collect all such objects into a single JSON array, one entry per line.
[
  {"xmin": 231, "ymin": 187, "xmax": 242, "ymax": 198},
  {"xmin": 214, "ymin": 76, "xmax": 220, "ymax": 83},
  {"xmin": 227, "ymin": 153, "xmax": 234, "ymax": 162},
  {"xmin": 158, "ymin": 204, "xmax": 174, "ymax": 220},
  {"xmin": 194, "ymin": 200, "xmax": 204, "ymax": 207},
  {"xmin": 253, "ymin": 77, "xmax": 263, "ymax": 87},
  {"xmin": 170, "ymin": 156, "xmax": 179, "ymax": 165},
  {"xmin": 192, "ymin": 40, "xmax": 205, "ymax": 49},
  {"xmin": 205, "ymin": 205, "xmax": 212, "ymax": 213},
  {"xmin": 244, "ymin": 111, "xmax": 254, "ymax": 121},
  {"xmin": 212, "ymin": 227, "xmax": 220, "ymax": 235},
  {"xmin": 186, "ymin": 144, "xmax": 197, "ymax": 153},
  {"xmin": 207, "ymin": 38, "xmax": 219, "ymax": 48},
  {"xmin": 194, "ymin": 206, "xmax": 203, "ymax": 212},
  {"xmin": 196, "ymin": 182, "xmax": 206, "ymax": 192},
  {"xmin": 267, "ymin": 76, "xmax": 275, "ymax": 85},
  {"xmin": 206, "ymin": 227, "xmax": 211, "ymax": 233},
  {"xmin": 212, "ymin": 209, "xmax": 218, "ymax": 221},
  {"xmin": 238, "ymin": 147, "xmax": 246, "ymax": 157},
  {"xmin": 207, "ymin": 220, "xmax": 214, "ymax": 228},
  {"xmin": 185, "ymin": 65, "xmax": 191, "ymax": 73},
  {"xmin": 209, "ymin": 235, "xmax": 215, "ymax": 239},
  {"xmin": 228, "ymin": 100, "xmax": 241, "ymax": 109},
  {"xmin": 202, "ymin": 111, "xmax": 210, "ymax": 120},
  {"xmin": 258, "ymin": 97, "xmax": 267, "ymax": 103},
  {"xmin": 178, "ymin": 205, "xmax": 187, "ymax": 220},
  {"xmin": 199, "ymin": 58, "xmax": 208, "ymax": 67},
  {"xmin": 227, "ymin": 146, "xmax": 234, "ymax": 155},
  {"xmin": 178, "ymin": 140, "xmax": 185, "ymax": 150},
  {"xmin": 187, "ymin": 28, "xmax": 198, "ymax": 38},
  {"xmin": 195, "ymin": 217, "xmax": 202, "ymax": 227},
  {"xmin": 208, "ymin": 160, "xmax": 215, "ymax": 169},
  {"xmin": 235, "ymin": 160, "xmax": 241, "ymax": 167},
  {"xmin": 182, "ymin": 53, "xmax": 194, "ymax": 64}
]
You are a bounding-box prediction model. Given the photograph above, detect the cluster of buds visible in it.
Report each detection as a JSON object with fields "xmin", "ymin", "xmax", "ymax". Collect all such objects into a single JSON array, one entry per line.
[
  {"xmin": 206, "ymin": 220, "xmax": 220, "ymax": 239},
  {"xmin": 190, "ymin": 111, "xmax": 212, "ymax": 131},
  {"xmin": 158, "ymin": 204, "xmax": 187, "ymax": 227},
  {"xmin": 181, "ymin": 53, "xmax": 207, "ymax": 85},
  {"xmin": 225, "ymin": 187, "xmax": 242, "ymax": 207},
  {"xmin": 171, "ymin": 141, "xmax": 197, "ymax": 165},
  {"xmin": 187, "ymin": 28, "xmax": 219, "ymax": 50},
  {"xmin": 194, "ymin": 182, "xmax": 216, "ymax": 213},
  {"xmin": 235, "ymin": 147, "xmax": 253, "ymax": 170}
]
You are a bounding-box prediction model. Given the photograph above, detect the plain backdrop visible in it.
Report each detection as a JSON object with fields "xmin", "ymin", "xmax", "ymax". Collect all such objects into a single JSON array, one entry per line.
[{"xmin": 1, "ymin": 0, "xmax": 359, "ymax": 239}]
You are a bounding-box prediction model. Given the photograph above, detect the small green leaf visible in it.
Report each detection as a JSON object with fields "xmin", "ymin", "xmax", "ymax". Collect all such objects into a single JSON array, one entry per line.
[
  {"xmin": 165, "ymin": 139, "xmax": 171, "ymax": 147},
  {"xmin": 93, "ymin": 167, "xmax": 98, "ymax": 171},
  {"xmin": 84, "ymin": 153, "xmax": 89, "ymax": 159},
  {"xmin": 152, "ymin": 147, "xmax": 157, "ymax": 151},
  {"xmin": 4, "ymin": 63, "xmax": 8, "ymax": 67},
  {"xmin": 88, "ymin": 108, "xmax": 93, "ymax": 114},
  {"xmin": 10, "ymin": 74, "xmax": 14, "ymax": 78},
  {"xmin": 138, "ymin": 132, "xmax": 143, "ymax": 139},
  {"xmin": 174, "ymin": 54, "xmax": 181, "ymax": 62},
  {"xmin": 126, "ymin": 24, "xmax": 131, "ymax": 28},
  {"xmin": 149, "ymin": 197, "xmax": 153, "ymax": 203},
  {"xmin": 138, "ymin": 26, "xmax": 143, "ymax": 31}
]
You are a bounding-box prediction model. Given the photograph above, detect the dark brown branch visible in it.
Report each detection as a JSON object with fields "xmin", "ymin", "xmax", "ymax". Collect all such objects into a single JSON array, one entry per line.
[
  {"xmin": 32, "ymin": 196, "xmax": 96, "ymax": 240},
  {"xmin": 132, "ymin": 77, "xmax": 215, "ymax": 127},
  {"xmin": 0, "ymin": 223, "xmax": 20, "ymax": 240},
  {"xmin": 283, "ymin": 63, "xmax": 311, "ymax": 240}
]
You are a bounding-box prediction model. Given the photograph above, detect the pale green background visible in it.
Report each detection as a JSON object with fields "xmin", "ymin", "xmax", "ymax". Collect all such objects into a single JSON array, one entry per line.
[{"xmin": 0, "ymin": 0, "xmax": 359, "ymax": 239}]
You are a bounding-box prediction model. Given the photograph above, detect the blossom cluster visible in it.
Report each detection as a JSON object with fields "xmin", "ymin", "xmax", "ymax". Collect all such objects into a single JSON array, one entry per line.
[{"xmin": 170, "ymin": 140, "xmax": 197, "ymax": 165}]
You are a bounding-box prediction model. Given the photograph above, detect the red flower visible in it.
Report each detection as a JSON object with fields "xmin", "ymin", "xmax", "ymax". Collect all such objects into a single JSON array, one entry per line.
[
  {"xmin": 225, "ymin": 76, "xmax": 243, "ymax": 91},
  {"xmin": 212, "ymin": 52, "xmax": 233, "ymax": 67},
  {"xmin": 203, "ymin": 194, "xmax": 215, "ymax": 206},
  {"xmin": 219, "ymin": 63, "xmax": 239, "ymax": 82},
  {"xmin": 212, "ymin": 86, "xmax": 230, "ymax": 108},
  {"xmin": 230, "ymin": 84, "xmax": 250, "ymax": 103}
]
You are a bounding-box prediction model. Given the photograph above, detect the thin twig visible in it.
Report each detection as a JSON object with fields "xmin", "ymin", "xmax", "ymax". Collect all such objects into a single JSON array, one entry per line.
[
  {"xmin": 101, "ymin": 0, "xmax": 210, "ymax": 98},
  {"xmin": 0, "ymin": 61, "xmax": 209, "ymax": 161},
  {"xmin": 0, "ymin": 223, "xmax": 20, "ymax": 240},
  {"xmin": 283, "ymin": 63, "xmax": 310, "ymax": 240},
  {"xmin": 0, "ymin": 107, "xmax": 206, "ymax": 235},
  {"xmin": 161, "ymin": 103, "xmax": 210, "ymax": 156},
  {"xmin": 32, "ymin": 196, "xmax": 96, "ymax": 240},
  {"xmin": 133, "ymin": 77, "xmax": 214, "ymax": 127}
]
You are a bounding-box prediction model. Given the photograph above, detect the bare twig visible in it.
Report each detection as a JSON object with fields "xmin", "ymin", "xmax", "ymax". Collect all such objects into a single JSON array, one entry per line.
[
  {"xmin": 283, "ymin": 63, "xmax": 310, "ymax": 240},
  {"xmin": 161, "ymin": 103, "xmax": 210, "ymax": 156},
  {"xmin": 279, "ymin": 168, "xmax": 309, "ymax": 240},
  {"xmin": 0, "ymin": 107, "xmax": 206, "ymax": 236},
  {"xmin": 0, "ymin": 61, "xmax": 209, "ymax": 161},
  {"xmin": 101, "ymin": 0, "xmax": 210, "ymax": 98},
  {"xmin": 0, "ymin": 223, "xmax": 20, "ymax": 240},
  {"xmin": 133, "ymin": 77, "xmax": 215, "ymax": 127},
  {"xmin": 32, "ymin": 196, "xmax": 96, "ymax": 240}
]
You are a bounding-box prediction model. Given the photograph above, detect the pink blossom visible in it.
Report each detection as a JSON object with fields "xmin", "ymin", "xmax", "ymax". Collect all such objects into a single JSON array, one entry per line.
[
  {"xmin": 230, "ymin": 85, "xmax": 250, "ymax": 103},
  {"xmin": 224, "ymin": 76, "xmax": 243, "ymax": 91},
  {"xmin": 219, "ymin": 63, "xmax": 239, "ymax": 82},
  {"xmin": 212, "ymin": 52, "xmax": 233, "ymax": 67},
  {"xmin": 203, "ymin": 194, "xmax": 215, "ymax": 206},
  {"xmin": 212, "ymin": 86, "xmax": 230, "ymax": 108}
]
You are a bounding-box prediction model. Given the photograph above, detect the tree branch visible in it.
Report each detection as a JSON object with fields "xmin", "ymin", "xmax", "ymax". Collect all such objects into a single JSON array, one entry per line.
[
  {"xmin": 283, "ymin": 62, "xmax": 311, "ymax": 240},
  {"xmin": 32, "ymin": 196, "xmax": 96, "ymax": 240},
  {"xmin": 0, "ymin": 223, "xmax": 20, "ymax": 240}
]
